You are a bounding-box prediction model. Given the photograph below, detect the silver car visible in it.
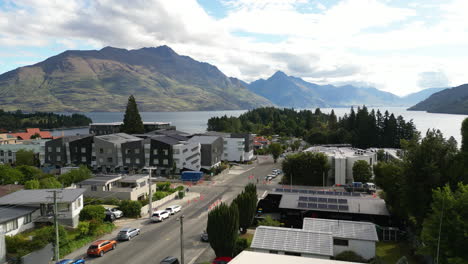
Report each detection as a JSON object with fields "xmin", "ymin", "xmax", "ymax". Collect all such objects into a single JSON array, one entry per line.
[{"xmin": 117, "ymin": 227, "xmax": 140, "ymax": 241}]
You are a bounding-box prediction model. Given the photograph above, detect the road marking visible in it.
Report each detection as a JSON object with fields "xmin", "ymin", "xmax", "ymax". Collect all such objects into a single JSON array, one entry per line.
[{"xmin": 187, "ymin": 246, "xmax": 209, "ymax": 264}]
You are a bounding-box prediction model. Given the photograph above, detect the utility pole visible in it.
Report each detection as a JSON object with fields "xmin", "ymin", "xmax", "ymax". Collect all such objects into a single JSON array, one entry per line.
[
  {"xmin": 180, "ymin": 215, "xmax": 185, "ymax": 264},
  {"xmin": 145, "ymin": 166, "xmax": 157, "ymax": 219},
  {"xmin": 47, "ymin": 190, "xmax": 61, "ymax": 261}
]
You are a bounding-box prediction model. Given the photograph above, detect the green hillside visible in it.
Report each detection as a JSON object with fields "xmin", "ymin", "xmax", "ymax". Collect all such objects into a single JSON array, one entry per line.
[{"xmin": 408, "ymin": 84, "xmax": 468, "ymax": 114}]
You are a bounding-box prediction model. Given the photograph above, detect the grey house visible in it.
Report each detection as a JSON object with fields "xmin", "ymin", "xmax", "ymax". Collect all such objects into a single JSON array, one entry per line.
[
  {"xmin": 94, "ymin": 133, "xmax": 144, "ymax": 173},
  {"xmin": 188, "ymin": 136, "xmax": 223, "ymax": 170},
  {"xmin": 44, "ymin": 134, "xmax": 94, "ymax": 167}
]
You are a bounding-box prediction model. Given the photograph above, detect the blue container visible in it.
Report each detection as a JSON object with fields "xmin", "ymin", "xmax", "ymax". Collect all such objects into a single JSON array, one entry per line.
[{"xmin": 181, "ymin": 171, "xmax": 203, "ymax": 182}]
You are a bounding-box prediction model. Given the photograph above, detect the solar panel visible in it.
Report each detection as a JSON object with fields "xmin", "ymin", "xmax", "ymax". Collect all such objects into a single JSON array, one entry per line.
[
  {"xmin": 343, "ymin": 192, "xmax": 351, "ymax": 196},
  {"xmin": 318, "ymin": 203, "xmax": 327, "ymax": 209},
  {"xmin": 338, "ymin": 199, "xmax": 347, "ymax": 204},
  {"xmin": 299, "ymin": 189, "xmax": 308, "ymax": 193},
  {"xmin": 325, "ymin": 191, "xmax": 334, "ymax": 195},
  {"xmin": 299, "ymin": 196, "xmax": 308, "ymax": 201},
  {"xmin": 328, "ymin": 204, "xmax": 338, "ymax": 210},
  {"xmin": 308, "ymin": 203, "xmax": 318, "ymax": 208},
  {"xmin": 292, "ymin": 189, "xmax": 299, "ymax": 193},
  {"xmin": 298, "ymin": 202, "xmax": 308, "ymax": 208},
  {"xmin": 328, "ymin": 198, "xmax": 338, "ymax": 204},
  {"xmin": 318, "ymin": 197, "xmax": 327, "ymax": 203},
  {"xmin": 308, "ymin": 190, "xmax": 316, "ymax": 194},
  {"xmin": 352, "ymin": 193, "xmax": 361, "ymax": 197},
  {"xmin": 317, "ymin": 191, "xmax": 325, "ymax": 195},
  {"xmin": 333, "ymin": 192, "xmax": 342, "ymax": 196},
  {"xmin": 275, "ymin": 188, "xmax": 284, "ymax": 192},
  {"xmin": 338, "ymin": 205, "xmax": 349, "ymax": 211},
  {"xmin": 308, "ymin": 197, "xmax": 318, "ymax": 202},
  {"xmin": 284, "ymin": 189, "xmax": 291, "ymax": 192}
]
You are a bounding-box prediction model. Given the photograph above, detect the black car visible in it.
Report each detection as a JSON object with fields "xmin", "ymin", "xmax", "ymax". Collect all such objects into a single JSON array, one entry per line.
[
  {"xmin": 104, "ymin": 213, "xmax": 116, "ymax": 222},
  {"xmin": 201, "ymin": 230, "xmax": 208, "ymax": 242},
  {"xmin": 161, "ymin": 256, "xmax": 179, "ymax": 264}
]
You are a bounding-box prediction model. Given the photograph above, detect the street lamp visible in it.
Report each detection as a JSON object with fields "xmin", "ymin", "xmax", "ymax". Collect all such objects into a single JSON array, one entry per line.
[{"xmin": 144, "ymin": 166, "xmax": 157, "ymax": 219}]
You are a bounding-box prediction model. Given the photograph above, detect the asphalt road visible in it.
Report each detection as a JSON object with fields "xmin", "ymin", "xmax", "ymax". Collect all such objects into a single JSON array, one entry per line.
[{"xmin": 70, "ymin": 156, "xmax": 281, "ymax": 264}]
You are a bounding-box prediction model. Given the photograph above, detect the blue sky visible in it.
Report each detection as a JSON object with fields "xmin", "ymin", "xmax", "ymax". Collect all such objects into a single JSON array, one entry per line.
[{"xmin": 1, "ymin": 0, "xmax": 468, "ymax": 95}]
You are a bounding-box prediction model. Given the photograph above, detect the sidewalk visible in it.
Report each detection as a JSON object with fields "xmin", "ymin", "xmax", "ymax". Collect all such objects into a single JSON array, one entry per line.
[{"xmin": 63, "ymin": 192, "xmax": 201, "ymax": 260}]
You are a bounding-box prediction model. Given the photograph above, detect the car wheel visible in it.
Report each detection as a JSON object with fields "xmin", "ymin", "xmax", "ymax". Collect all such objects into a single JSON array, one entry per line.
[
  {"xmin": 112, "ymin": 244, "xmax": 116, "ymax": 250},
  {"xmin": 99, "ymin": 251, "xmax": 104, "ymax": 257}
]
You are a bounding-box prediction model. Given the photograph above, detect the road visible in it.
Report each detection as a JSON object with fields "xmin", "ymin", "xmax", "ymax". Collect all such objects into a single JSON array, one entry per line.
[{"xmin": 67, "ymin": 156, "xmax": 280, "ymax": 264}]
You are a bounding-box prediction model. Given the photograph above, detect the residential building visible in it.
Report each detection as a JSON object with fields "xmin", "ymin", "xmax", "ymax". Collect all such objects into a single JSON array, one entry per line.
[
  {"xmin": 44, "ymin": 134, "xmax": 94, "ymax": 167},
  {"xmin": 251, "ymin": 226, "xmax": 333, "ymax": 259},
  {"xmin": 254, "ymin": 136, "xmax": 270, "ymax": 149},
  {"xmin": 188, "ymin": 136, "xmax": 223, "ymax": 170},
  {"xmin": 231, "ymin": 133, "xmax": 254, "ymax": 161},
  {"xmin": 304, "ymin": 146, "xmax": 377, "ymax": 185},
  {"xmin": 89, "ymin": 122, "xmax": 172, "ymax": 136},
  {"xmin": 10, "ymin": 128, "xmax": 53, "ymax": 140},
  {"xmin": 78, "ymin": 174, "xmax": 155, "ymax": 201},
  {"xmin": 0, "ymin": 225, "xmax": 4, "ymax": 263},
  {"xmin": 146, "ymin": 135, "xmax": 200, "ymax": 175},
  {"xmin": 94, "ymin": 133, "xmax": 144, "ymax": 172},
  {"xmin": 201, "ymin": 132, "xmax": 253, "ymax": 162},
  {"xmin": 0, "ymin": 188, "xmax": 85, "ymax": 228},
  {"xmin": 0, "ymin": 206, "xmax": 40, "ymax": 236},
  {"xmin": 303, "ymin": 218, "xmax": 379, "ymax": 259},
  {"xmin": 231, "ymin": 251, "xmax": 363, "ymax": 264},
  {"xmin": 0, "ymin": 134, "xmax": 19, "ymax": 145},
  {"xmin": 0, "ymin": 140, "xmax": 45, "ymax": 165}
]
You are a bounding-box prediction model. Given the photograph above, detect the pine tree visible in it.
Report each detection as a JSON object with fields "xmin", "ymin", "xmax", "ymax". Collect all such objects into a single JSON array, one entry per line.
[
  {"xmin": 461, "ymin": 118, "xmax": 468, "ymax": 152},
  {"xmin": 121, "ymin": 95, "xmax": 144, "ymax": 134},
  {"xmin": 207, "ymin": 203, "xmax": 239, "ymax": 257}
]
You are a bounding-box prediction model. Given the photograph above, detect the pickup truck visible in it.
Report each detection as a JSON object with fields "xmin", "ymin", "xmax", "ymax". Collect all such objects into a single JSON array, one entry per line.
[{"xmin": 344, "ymin": 182, "xmax": 376, "ymax": 194}]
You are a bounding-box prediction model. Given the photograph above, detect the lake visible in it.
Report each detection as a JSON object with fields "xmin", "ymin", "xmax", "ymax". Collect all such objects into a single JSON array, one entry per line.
[{"xmin": 52, "ymin": 107, "xmax": 468, "ymax": 146}]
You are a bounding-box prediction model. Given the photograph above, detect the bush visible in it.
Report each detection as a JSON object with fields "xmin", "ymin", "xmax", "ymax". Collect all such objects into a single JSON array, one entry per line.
[
  {"xmin": 157, "ymin": 182, "xmax": 171, "ymax": 191},
  {"xmin": 233, "ymin": 237, "xmax": 249, "ymax": 257},
  {"xmin": 119, "ymin": 200, "xmax": 142, "ymax": 218},
  {"xmin": 39, "ymin": 177, "xmax": 62, "ymax": 189},
  {"xmin": 24, "ymin": 179, "xmax": 40, "ymax": 189},
  {"xmin": 84, "ymin": 197, "xmax": 104, "ymax": 205},
  {"xmin": 102, "ymin": 197, "xmax": 121, "ymax": 206},
  {"xmin": 257, "ymin": 215, "xmax": 281, "ymax": 227},
  {"xmin": 178, "ymin": 191, "xmax": 185, "ymax": 199},
  {"xmin": 334, "ymin": 251, "xmax": 367, "ymax": 263},
  {"xmin": 175, "ymin": 185, "xmax": 184, "ymax": 191},
  {"xmin": 79, "ymin": 205, "xmax": 105, "ymax": 222},
  {"xmin": 153, "ymin": 191, "xmax": 171, "ymax": 200},
  {"xmin": 77, "ymin": 221, "xmax": 90, "ymax": 237}
]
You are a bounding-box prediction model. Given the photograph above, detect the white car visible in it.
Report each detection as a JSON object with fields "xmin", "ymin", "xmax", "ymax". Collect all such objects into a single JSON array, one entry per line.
[
  {"xmin": 165, "ymin": 205, "xmax": 182, "ymax": 215},
  {"xmin": 151, "ymin": 210, "xmax": 170, "ymax": 222},
  {"xmin": 106, "ymin": 208, "xmax": 123, "ymax": 219}
]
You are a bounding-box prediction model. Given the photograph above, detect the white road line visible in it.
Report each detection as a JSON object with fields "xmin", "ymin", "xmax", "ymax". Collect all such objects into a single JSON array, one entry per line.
[{"xmin": 188, "ymin": 246, "xmax": 209, "ymax": 264}]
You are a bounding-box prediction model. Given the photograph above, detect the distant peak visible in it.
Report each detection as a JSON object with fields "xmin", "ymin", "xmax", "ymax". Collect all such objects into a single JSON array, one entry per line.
[{"xmin": 270, "ymin": 70, "xmax": 288, "ymax": 79}]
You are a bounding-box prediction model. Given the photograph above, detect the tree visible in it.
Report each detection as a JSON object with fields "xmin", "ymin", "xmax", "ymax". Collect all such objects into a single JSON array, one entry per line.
[
  {"xmin": 24, "ymin": 179, "xmax": 40, "ymax": 189},
  {"xmin": 79, "ymin": 205, "xmax": 105, "ymax": 222},
  {"xmin": 257, "ymin": 215, "xmax": 281, "ymax": 227},
  {"xmin": 291, "ymin": 140, "xmax": 301, "ymax": 151},
  {"xmin": 39, "ymin": 177, "xmax": 62, "ymax": 189},
  {"xmin": 269, "ymin": 143, "xmax": 282, "ymax": 163},
  {"xmin": 233, "ymin": 191, "xmax": 257, "ymax": 233},
  {"xmin": 376, "ymin": 149, "xmax": 386, "ymax": 162},
  {"xmin": 15, "ymin": 149, "xmax": 36, "ymax": 166},
  {"xmin": 0, "ymin": 165, "xmax": 24, "ymax": 184},
  {"xmin": 334, "ymin": 251, "xmax": 367, "ymax": 262},
  {"xmin": 121, "ymin": 95, "xmax": 144, "ymax": 134},
  {"xmin": 282, "ymin": 152, "xmax": 330, "ymax": 186},
  {"xmin": 119, "ymin": 200, "xmax": 142, "ymax": 218},
  {"xmin": 462, "ymin": 118, "xmax": 468, "ymax": 152},
  {"xmin": 58, "ymin": 165, "xmax": 92, "ymax": 187},
  {"xmin": 352, "ymin": 160, "xmax": 372, "ymax": 183},
  {"xmin": 373, "ymin": 161, "xmax": 406, "ymax": 219},
  {"xmin": 17, "ymin": 165, "xmax": 43, "ymax": 182},
  {"xmin": 420, "ymin": 184, "xmax": 468, "ymax": 264},
  {"xmin": 207, "ymin": 203, "xmax": 239, "ymax": 257}
]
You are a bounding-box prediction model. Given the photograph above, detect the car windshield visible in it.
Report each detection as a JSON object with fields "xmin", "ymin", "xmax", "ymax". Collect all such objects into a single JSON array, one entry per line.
[
  {"xmin": 89, "ymin": 245, "xmax": 98, "ymax": 249},
  {"xmin": 165, "ymin": 208, "xmax": 171, "ymax": 211},
  {"xmin": 119, "ymin": 231, "xmax": 127, "ymax": 234},
  {"xmin": 153, "ymin": 213, "xmax": 159, "ymax": 217}
]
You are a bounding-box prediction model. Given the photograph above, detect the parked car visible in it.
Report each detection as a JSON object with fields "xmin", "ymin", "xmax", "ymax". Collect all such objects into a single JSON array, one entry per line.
[
  {"xmin": 201, "ymin": 230, "xmax": 209, "ymax": 242},
  {"xmin": 264, "ymin": 176, "xmax": 273, "ymax": 181},
  {"xmin": 87, "ymin": 240, "xmax": 117, "ymax": 257},
  {"xmin": 105, "ymin": 208, "xmax": 123, "ymax": 218},
  {"xmin": 56, "ymin": 259, "xmax": 85, "ymax": 264},
  {"xmin": 165, "ymin": 205, "xmax": 182, "ymax": 215},
  {"xmin": 104, "ymin": 213, "xmax": 116, "ymax": 223},
  {"xmin": 161, "ymin": 256, "xmax": 180, "ymax": 264},
  {"xmin": 151, "ymin": 210, "xmax": 170, "ymax": 222},
  {"xmin": 212, "ymin": 257, "xmax": 232, "ymax": 264},
  {"xmin": 117, "ymin": 227, "xmax": 140, "ymax": 241}
]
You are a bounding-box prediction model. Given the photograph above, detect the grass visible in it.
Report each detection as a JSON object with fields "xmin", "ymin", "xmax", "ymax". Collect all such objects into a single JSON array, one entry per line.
[{"xmin": 376, "ymin": 241, "xmax": 417, "ymax": 264}]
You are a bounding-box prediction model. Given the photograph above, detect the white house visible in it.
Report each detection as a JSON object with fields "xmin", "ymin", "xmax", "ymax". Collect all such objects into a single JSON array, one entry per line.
[
  {"xmin": 230, "ymin": 251, "xmax": 365, "ymax": 264},
  {"xmin": 0, "ymin": 206, "xmax": 40, "ymax": 236},
  {"xmin": 251, "ymin": 226, "xmax": 333, "ymax": 259},
  {"xmin": 0, "ymin": 189, "xmax": 85, "ymax": 228},
  {"xmin": 303, "ymin": 218, "xmax": 379, "ymax": 260}
]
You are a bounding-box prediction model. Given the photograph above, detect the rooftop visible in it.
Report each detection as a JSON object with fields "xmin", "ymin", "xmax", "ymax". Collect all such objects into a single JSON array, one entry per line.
[
  {"xmin": 79, "ymin": 175, "xmax": 122, "ymax": 186},
  {"xmin": 303, "ymin": 218, "xmax": 379, "ymax": 241},
  {"xmin": 0, "ymin": 143, "xmax": 43, "ymax": 152},
  {"xmin": 95, "ymin": 133, "xmax": 142, "ymax": 144},
  {"xmin": 304, "ymin": 146, "xmax": 374, "ymax": 158},
  {"xmin": 10, "ymin": 128, "xmax": 53, "ymax": 140},
  {"xmin": 230, "ymin": 251, "xmax": 362, "ymax": 264},
  {"xmin": 91, "ymin": 122, "xmax": 171, "ymax": 126},
  {"xmin": 150, "ymin": 135, "xmax": 182, "ymax": 145},
  {"xmin": 0, "ymin": 184, "xmax": 24, "ymax": 198},
  {"xmin": 251, "ymin": 226, "xmax": 333, "ymax": 257},
  {"xmin": 0, "ymin": 188, "xmax": 86, "ymax": 205},
  {"xmin": 188, "ymin": 135, "xmax": 221, "ymax": 144},
  {"xmin": 119, "ymin": 175, "xmax": 148, "ymax": 183},
  {"xmin": 0, "ymin": 206, "xmax": 39, "ymax": 223}
]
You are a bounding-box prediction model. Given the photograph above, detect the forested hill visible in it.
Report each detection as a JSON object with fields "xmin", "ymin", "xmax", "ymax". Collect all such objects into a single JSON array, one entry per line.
[
  {"xmin": 0, "ymin": 110, "xmax": 92, "ymax": 131},
  {"xmin": 207, "ymin": 107, "xmax": 417, "ymax": 149},
  {"xmin": 408, "ymin": 84, "xmax": 468, "ymax": 114}
]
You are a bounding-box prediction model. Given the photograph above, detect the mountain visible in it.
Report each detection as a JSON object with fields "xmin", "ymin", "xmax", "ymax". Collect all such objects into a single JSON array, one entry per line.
[
  {"xmin": 247, "ymin": 71, "xmax": 400, "ymax": 108},
  {"xmin": 401, "ymin": 87, "xmax": 447, "ymax": 105},
  {"xmin": 0, "ymin": 46, "xmax": 272, "ymax": 112},
  {"xmin": 408, "ymin": 84, "xmax": 468, "ymax": 114}
]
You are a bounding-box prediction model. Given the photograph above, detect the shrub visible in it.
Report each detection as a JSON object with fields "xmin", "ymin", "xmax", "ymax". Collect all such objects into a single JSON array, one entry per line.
[
  {"xmin": 77, "ymin": 221, "xmax": 90, "ymax": 237},
  {"xmin": 178, "ymin": 191, "xmax": 185, "ymax": 199},
  {"xmin": 157, "ymin": 182, "xmax": 171, "ymax": 191},
  {"xmin": 233, "ymin": 237, "xmax": 249, "ymax": 257},
  {"xmin": 119, "ymin": 200, "xmax": 142, "ymax": 218},
  {"xmin": 84, "ymin": 197, "xmax": 104, "ymax": 205},
  {"xmin": 175, "ymin": 185, "xmax": 184, "ymax": 191},
  {"xmin": 257, "ymin": 215, "xmax": 281, "ymax": 227},
  {"xmin": 39, "ymin": 177, "xmax": 62, "ymax": 189},
  {"xmin": 334, "ymin": 251, "xmax": 367, "ymax": 263},
  {"xmin": 24, "ymin": 179, "xmax": 40, "ymax": 189},
  {"xmin": 79, "ymin": 205, "xmax": 105, "ymax": 222},
  {"xmin": 102, "ymin": 197, "xmax": 121, "ymax": 206},
  {"xmin": 153, "ymin": 191, "xmax": 171, "ymax": 200}
]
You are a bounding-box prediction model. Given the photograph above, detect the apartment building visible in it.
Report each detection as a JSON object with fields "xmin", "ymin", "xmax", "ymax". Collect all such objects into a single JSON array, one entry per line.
[
  {"xmin": 94, "ymin": 133, "xmax": 144, "ymax": 172},
  {"xmin": 0, "ymin": 140, "xmax": 45, "ymax": 165},
  {"xmin": 44, "ymin": 134, "xmax": 94, "ymax": 167},
  {"xmin": 89, "ymin": 122, "xmax": 172, "ymax": 135},
  {"xmin": 188, "ymin": 136, "xmax": 223, "ymax": 170}
]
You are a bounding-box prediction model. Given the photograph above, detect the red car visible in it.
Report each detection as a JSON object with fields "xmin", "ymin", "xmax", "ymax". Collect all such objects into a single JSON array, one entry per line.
[
  {"xmin": 212, "ymin": 257, "xmax": 232, "ymax": 264},
  {"xmin": 87, "ymin": 240, "xmax": 117, "ymax": 257}
]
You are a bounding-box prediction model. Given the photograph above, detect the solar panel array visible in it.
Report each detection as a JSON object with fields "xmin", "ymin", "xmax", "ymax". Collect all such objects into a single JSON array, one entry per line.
[
  {"xmin": 297, "ymin": 195, "xmax": 349, "ymax": 212},
  {"xmin": 297, "ymin": 202, "xmax": 349, "ymax": 211},
  {"xmin": 275, "ymin": 188, "xmax": 361, "ymax": 197}
]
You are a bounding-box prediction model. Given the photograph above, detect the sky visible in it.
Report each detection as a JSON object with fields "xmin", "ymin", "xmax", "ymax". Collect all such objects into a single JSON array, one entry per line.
[{"xmin": 1, "ymin": 0, "xmax": 468, "ymax": 96}]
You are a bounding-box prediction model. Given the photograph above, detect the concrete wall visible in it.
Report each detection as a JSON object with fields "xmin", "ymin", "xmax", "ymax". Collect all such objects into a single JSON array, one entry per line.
[
  {"xmin": 333, "ymin": 240, "xmax": 376, "ymax": 260},
  {"xmin": 223, "ymin": 137, "xmax": 245, "ymax": 162},
  {"xmin": 82, "ymin": 183, "xmax": 156, "ymax": 201},
  {"xmin": 173, "ymin": 142, "xmax": 201, "ymax": 171},
  {"xmin": 141, "ymin": 191, "xmax": 179, "ymax": 216}
]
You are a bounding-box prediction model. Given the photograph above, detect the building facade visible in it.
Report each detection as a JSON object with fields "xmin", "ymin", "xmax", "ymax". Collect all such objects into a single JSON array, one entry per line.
[
  {"xmin": 94, "ymin": 133, "xmax": 144, "ymax": 172},
  {"xmin": 44, "ymin": 134, "xmax": 94, "ymax": 167},
  {"xmin": 188, "ymin": 136, "xmax": 223, "ymax": 170},
  {"xmin": 0, "ymin": 140, "xmax": 45, "ymax": 165},
  {"xmin": 90, "ymin": 122, "xmax": 172, "ymax": 136}
]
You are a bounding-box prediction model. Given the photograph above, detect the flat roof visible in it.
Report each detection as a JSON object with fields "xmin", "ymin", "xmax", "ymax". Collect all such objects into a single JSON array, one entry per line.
[
  {"xmin": 304, "ymin": 146, "xmax": 374, "ymax": 159},
  {"xmin": 96, "ymin": 133, "xmax": 142, "ymax": 144},
  {"xmin": 303, "ymin": 218, "xmax": 379, "ymax": 241},
  {"xmin": 251, "ymin": 226, "xmax": 333, "ymax": 257},
  {"xmin": 150, "ymin": 135, "xmax": 181, "ymax": 145},
  {"xmin": 91, "ymin": 122, "xmax": 170, "ymax": 126},
  {"xmin": 0, "ymin": 188, "xmax": 85, "ymax": 205},
  {"xmin": 230, "ymin": 251, "xmax": 363, "ymax": 264},
  {"xmin": 119, "ymin": 175, "xmax": 148, "ymax": 183},
  {"xmin": 277, "ymin": 192, "xmax": 389, "ymax": 216},
  {"xmin": 0, "ymin": 206, "xmax": 39, "ymax": 223},
  {"xmin": 188, "ymin": 135, "xmax": 221, "ymax": 144},
  {"xmin": 79, "ymin": 175, "xmax": 122, "ymax": 185}
]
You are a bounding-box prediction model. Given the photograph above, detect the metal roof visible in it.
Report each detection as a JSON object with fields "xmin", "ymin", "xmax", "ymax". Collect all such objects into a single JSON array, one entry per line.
[
  {"xmin": 119, "ymin": 175, "xmax": 148, "ymax": 183},
  {"xmin": 0, "ymin": 206, "xmax": 39, "ymax": 223},
  {"xmin": 151, "ymin": 135, "xmax": 181, "ymax": 145},
  {"xmin": 79, "ymin": 176, "xmax": 122, "ymax": 186},
  {"xmin": 0, "ymin": 188, "xmax": 86, "ymax": 205},
  {"xmin": 251, "ymin": 226, "xmax": 333, "ymax": 256},
  {"xmin": 303, "ymin": 218, "xmax": 379, "ymax": 242},
  {"xmin": 95, "ymin": 133, "xmax": 142, "ymax": 144},
  {"xmin": 230, "ymin": 251, "xmax": 364, "ymax": 264},
  {"xmin": 277, "ymin": 193, "xmax": 390, "ymax": 216},
  {"xmin": 188, "ymin": 135, "xmax": 221, "ymax": 144}
]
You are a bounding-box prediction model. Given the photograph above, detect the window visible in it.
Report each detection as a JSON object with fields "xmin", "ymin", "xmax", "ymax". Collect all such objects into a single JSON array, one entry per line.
[
  {"xmin": 135, "ymin": 158, "xmax": 140, "ymax": 164},
  {"xmin": 81, "ymin": 147, "xmax": 86, "ymax": 153},
  {"xmin": 8, "ymin": 151, "xmax": 12, "ymax": 156},
  {"xmin": 126, "ymin": 158, "xmax": 131, "ymax": 163},
  {"xmin": 56, "ymin": 147, "xmax": 61, "ymax": 152},
  {"xmin": 224, "ymin": 153, "xmax": 228, "ymax": 157},
  {"xmin": 163, "ymin": 159, "xmax": 168, "ymax": 165},
  {"xmin": 163, "ymin": 149, "xmax": 169, "ymax": 155},
  {"xmin": 154, "ymin": 159, "xmax": 159, "ymax": 165},
  {"xmin": 173, "ymin": 149, "xmax": 180, "ymax": 154},
  {"xmin": 153, "ymin": 149, "xmax": 158, "ymax": 155},
  {"xmin": 56, "ymin": 155, "xmax": 61, "ymax": 161},
  {"xmin": 76, "ymin": 197, "xmax": 81, "ymax": 208},
  {"xmin": 48, "ymin": 147, "xmax": 52, "ymax": 152},
  {"xmin": 107, "ymin": 157, "xmax": 113, "ymax": 163},
  {"xmin": 24, "ymin": 213, "xmax": 32, "ymax": 224},
  {"xmin": 58, "ymin": 203, "xmax": 70, "ymax": 212},
  {"xmin": 269, "ymin": 250, "xmax": 278, "ymax": 254},
  {"xmin": 126, "ymin": 149, "xmax": 132, "ymax": 154},
  {"xmin": 135, "ymin": 149, "xmax": 140, "ymax": 154},
  {"xmin": 99, "ymin": 148, "xmax": 104, "ymax": 154},
  {"xmin": 81, "ymin": 156, "xmax": 86, "ymax": 162},
  {"xmin": 333, "ymin": 239, "xmax": 349, "ymax": 246},
  {"xmin": 5, "ymin": 219, "xmax": 18, "ymax": 232},
  {"xmin": 91, "ymin": 185, "xmax": 97, "ymax": 191}
]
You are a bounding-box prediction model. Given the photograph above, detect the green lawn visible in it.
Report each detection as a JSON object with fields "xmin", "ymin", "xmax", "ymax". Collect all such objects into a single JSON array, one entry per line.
[{"xmin": 376, "ymin": 241, "xmax": 417, "ymax": 264}]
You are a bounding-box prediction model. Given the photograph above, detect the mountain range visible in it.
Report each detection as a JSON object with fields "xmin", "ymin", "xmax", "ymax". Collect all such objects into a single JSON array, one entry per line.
[
  {"xmin": 408, "ymin": 84, "xmax": 468, "ymax": 114},
  {"xmin": 0, "ymin": 45, "xmax": 448, "ymax": 112}
]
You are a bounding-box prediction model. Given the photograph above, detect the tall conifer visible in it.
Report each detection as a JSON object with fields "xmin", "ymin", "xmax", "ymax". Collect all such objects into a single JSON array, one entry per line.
[{"xmin": 121, "ymin": 95, "xmax": 144, "ymax": 134}]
